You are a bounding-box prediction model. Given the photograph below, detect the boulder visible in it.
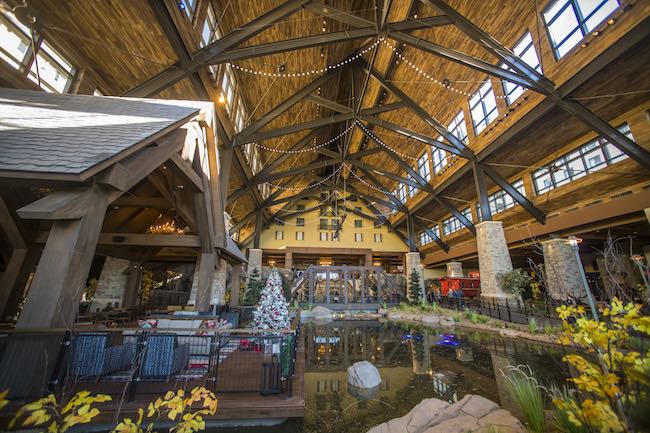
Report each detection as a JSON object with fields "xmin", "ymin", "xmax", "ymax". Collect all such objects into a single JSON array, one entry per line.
[
  {"xmin": 299, "ymin": 309, "xmax": 313, "ymax": 320},
  {"xmin": 421, "ymin": 315, "xmax": 440, "ymax": 324},
  {"xmin": 311, "ymin": 306, "xmax": 333, "ymax": 320},
  {"xmin": 347, "ymin": 360, "xmax": 381, "ymax": 389},
  {"xmin": 440, "ymin": 317, "xmax": 455, "ymax": 327},
  {"xmin": 365, "ymin": 394, "xmax": 527, "ymax": 433},
  {"xmin": 377, "ymin": 308, "xmax": 388, "ymax": 316}
]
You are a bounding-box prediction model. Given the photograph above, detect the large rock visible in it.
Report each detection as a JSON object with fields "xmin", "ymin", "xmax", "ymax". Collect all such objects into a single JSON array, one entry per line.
[
  {"xmin": 347, "ymin": 360, "xmax": 381, "ymax": 389},
  {"xmin": 366, "ymin": 394, "xmax": 527, "ymax": 433},
  {"xmin": 311, "ymin": 306, "xmax": 333, "ymax": 320}
]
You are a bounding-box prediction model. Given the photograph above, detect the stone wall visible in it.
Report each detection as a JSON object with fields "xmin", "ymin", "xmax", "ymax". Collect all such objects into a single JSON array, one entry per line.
[
  {"xmin": 247, "ymin": 248, "xmax": 263, "ymax": 281},
  {"xmin": 446, "ymin": 262, "xmax": 463, "ymax": 278},
  {"xmin": 542, "ymin": 238, "xmax": 586, "ymax": 301},
  {"xmin": 92, "ymin": 256, "xmax": 129, "ymax": 311},
  {"xmin": 476, "ymin": 221, "xmax": 513, "ymax": 299}
]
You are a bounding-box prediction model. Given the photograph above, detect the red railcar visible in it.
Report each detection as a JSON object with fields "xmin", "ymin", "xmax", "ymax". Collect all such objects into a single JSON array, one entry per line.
[{"xmin": 439, "ymin": 276, "xmax": 481, "ymax": 297}]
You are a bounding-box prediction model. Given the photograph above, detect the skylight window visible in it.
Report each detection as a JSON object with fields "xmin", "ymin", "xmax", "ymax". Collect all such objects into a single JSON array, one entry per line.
[
  {"xmin": 417, "ymin": 152, "xmax": 431, "ymax": 182},
  {"xmin": 28, "ymin": 41, "xmax": 75, "ymax": 93},
  {"xmin": 501, "ymin": 32, "xmax": 541, "ymax": 105},
  {"xmin": 533, "ymin": 123, "xmax": 632, "ymax": 193},
  {"xmin": 201, "ymin": 4, "xmax": 221, "ymax": 48},
  {"xmin": 442, "ymin": 208, "xmax": 472, "ymax": 236},
  {"xmin": 0, "ymin": 12, "xmax": 30, "ymax": 69},
  {"xmin": 432, "ymin": 144, "xmax": 447, "ymax": 174},
  {"xmin": 179, "ymin": 0, "xmax": 196, "ymax": 19},
  {"xmin": 469, "ymin": 81, "xmax": 498, "ymax": 135},
  {"xmin": 543, "ymin": 0, "xmax": 619, "ymax": 58},
  {"xmin": 447, "ymin": 110, "xmax": 468, "ymax": 144}
]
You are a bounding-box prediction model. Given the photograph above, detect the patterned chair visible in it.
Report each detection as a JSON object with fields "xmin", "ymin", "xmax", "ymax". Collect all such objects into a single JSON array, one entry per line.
[
  {"xmin": 220, "ymin": 312, "xmax": 239, "ymax": 329},
  {"xmin": 140, "ymin": 334, "xmax": 190, "ymax": 379},
  {"xmin": 68, "ymin": 332, "xmax": 136, "ymax": 378}
]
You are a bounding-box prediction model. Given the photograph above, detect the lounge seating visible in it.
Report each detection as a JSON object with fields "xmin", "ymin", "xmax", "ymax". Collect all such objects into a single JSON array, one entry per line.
[
  {"xmin": 68, "ymin": 332, "xmax": 136, "ymax": 378},
  {"xmin": 140, "ymin": 333, "xmax": 189, "ymax": 379}
]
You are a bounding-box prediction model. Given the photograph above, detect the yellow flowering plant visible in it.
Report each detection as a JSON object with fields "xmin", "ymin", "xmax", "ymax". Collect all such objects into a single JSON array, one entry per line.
[
  {"xmin": 9, "ymin": 390, "xmax": 111, "ymax": 433},
  {"xmin": 111, "ymin": 386, "xmax": 217, "ymax": 433},
  {"xmin": 554, "ymin": 299, "xmax": 650, "ymax": 433}
]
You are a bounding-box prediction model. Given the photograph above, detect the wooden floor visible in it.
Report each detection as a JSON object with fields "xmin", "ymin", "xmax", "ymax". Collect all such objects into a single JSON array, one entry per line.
[{"xmin": 0, "ymin": 336, "xmax": 306, "ymax": 424}]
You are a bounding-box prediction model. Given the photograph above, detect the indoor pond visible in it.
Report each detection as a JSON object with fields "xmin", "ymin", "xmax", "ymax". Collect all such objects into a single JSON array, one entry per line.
[{"xmin": 220, "ymin": 320, "xmax": 574, "ymax": 433}]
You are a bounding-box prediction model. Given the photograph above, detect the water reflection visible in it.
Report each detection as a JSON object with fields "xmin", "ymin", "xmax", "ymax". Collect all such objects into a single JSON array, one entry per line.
[
  {"xmin": 212, "ymin": 321, "xmax": 572, "ymax": 433},
  {"xmin": 303, "ymin": 320, "xmax": 570, "ymax": 433}
]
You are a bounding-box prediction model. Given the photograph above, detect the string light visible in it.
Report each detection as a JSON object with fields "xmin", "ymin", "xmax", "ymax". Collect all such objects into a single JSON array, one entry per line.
[
  {"xmin": 229, "ymin": 37, "xmax": 383, "ymax": 78},
  {"xmin": 277, "ymin": 190, "xmax": 339, "ymax": 214},
  {"xmin": 264, "ymin": 164, "xmax": 343, "ymax": 191},
  {"xmin": 355, "ymin": 121, "xmax": 418, "ymax": 160},
  {"xmin": 343, "ymin": 163, "xmax": 393, "ymax": 195},
  {"xmin": 254, "ymin": 124, "xmax": 353, "ymax": 154},
  {"xmin": 380, "ymin": 39, "xmax": 509, "ymax": 99}
]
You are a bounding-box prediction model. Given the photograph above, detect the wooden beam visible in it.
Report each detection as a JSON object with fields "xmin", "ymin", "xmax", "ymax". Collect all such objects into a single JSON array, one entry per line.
[
  {"xmin": 112, "ymin": 196, "xmax": 170, "ymax": 208},
  {"xmin": 33, "ymin": 232, "xmax": 201, "ymax": 247},
  {"xmin": 170, "ymin": 154, "xmax": 204, "ymax": 192}
]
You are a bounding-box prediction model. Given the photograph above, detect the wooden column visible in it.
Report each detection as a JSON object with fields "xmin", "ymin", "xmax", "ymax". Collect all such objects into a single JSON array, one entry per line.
[
  {"xmin": 360, "ymin": 270, "xmax": 366, "ymax": 304},
  {"xmin": 0, "ymin": 196, "xmax": 27, "ymax": 318},
  {"xmin": 325, "ymin": 270, "xmax": 331, "ymax": 304},
  {"xmin": 230, "ymin": 263, "xmax": 242, "ymax": 306},
  {"xmin": 195, "ymin": 252, "xmax": 216, "ymax": 312},
  {"xmin": 17, "ymin": 193, "xmax": 110, "ymax": 329},
  {"xmin": 122, "ymin": 263, "xmax": 143, "ymax": 309},
  {"xmin": 343, "ymin": 268, "xmax": 349, "ymax": 304},
  {"xmin": 308, "ymin": 269, "xmax": 315, "ymax": 304},
  {"xmin": 472, "ymin": 160, "xmax": 492, "ymax": 222}
]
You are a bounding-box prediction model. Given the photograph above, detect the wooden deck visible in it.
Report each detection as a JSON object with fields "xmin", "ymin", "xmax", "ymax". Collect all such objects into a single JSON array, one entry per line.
[{"xmin": 0, "ymin": 335, "xmax": 305, "ymax": 424}]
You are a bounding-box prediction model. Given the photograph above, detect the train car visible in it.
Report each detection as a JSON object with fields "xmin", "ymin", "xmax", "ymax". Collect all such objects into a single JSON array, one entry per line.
[{"xmin": 439, "ymin": 276, "xmax": 481, "ymax": 298}]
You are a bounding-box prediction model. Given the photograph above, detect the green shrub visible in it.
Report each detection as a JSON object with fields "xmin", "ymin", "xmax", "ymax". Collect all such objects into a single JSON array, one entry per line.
[
  {"xmin": 452, "ymin": 312, "xmax": 461, "ymax": 322},
  {"xmin": 477, "ymin": 314, "xmax": 489, "ymax": 324},
  {"xmin": 543, "ymin": 322, "xmax": 555, "ymax": 335},
  {"xmin": 528, "ymin": 317, "xmax": 538, "ymax": 334},
  {"xmin": 409, "ymin": 270, "xmax": 423, "ymax": 304},
  {"xmin": 502, "ymin": 365, "xmax": 546, "ymax": 433},
  {"xmin": 496, "ymin": 269, "xmax": 531, "ymax": 296},
  {"xmin": 244, "ymin": 267, "xmax": 263, "ymax": 305}
]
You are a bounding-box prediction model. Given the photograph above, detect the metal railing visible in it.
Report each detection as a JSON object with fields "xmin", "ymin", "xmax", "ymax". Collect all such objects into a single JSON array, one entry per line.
[
  {"xmin": 0, "ymin": 327, "xmax": 299, "ymax": 404},
  {"xmin": 437, "ymin": 296, "xmax": 564, "ymax": 325}
]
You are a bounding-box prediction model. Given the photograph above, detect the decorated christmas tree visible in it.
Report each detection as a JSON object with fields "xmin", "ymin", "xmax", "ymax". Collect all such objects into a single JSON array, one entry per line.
[
  {"xmin": 253, "ymin": 269, "xmax": 290, "ymax": 331},
  {"xmin": 409, "ymin": 269, "xmax": 423, "ymax": 305}
]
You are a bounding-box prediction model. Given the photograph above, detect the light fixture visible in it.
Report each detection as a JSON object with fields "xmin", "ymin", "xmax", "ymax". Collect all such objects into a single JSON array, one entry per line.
[
  {"xmin": 217, "ymin": 94, "xmax": 226, "ymax": 104},
  {"xmin": 566, "ymin": 235, "xmax": 583, "ymax": 246}
]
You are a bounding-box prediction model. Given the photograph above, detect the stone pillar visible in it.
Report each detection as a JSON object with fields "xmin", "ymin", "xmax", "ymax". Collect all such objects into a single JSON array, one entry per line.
[
  {"xmin": 542, "ymin": 238, "xmax": 586, "ymax": 301},
  {"xmin": 285, "ymin": 251, "xmax": 293, "ymax": 270},
  {"xmin": 476, "ymin": 221, "xmax": 513, "ymax": 299},
  {"xmin": 92, "ymin": 257, "xmax": 130, "ymax": 311},
  {"xmin": 446, "ymin": 262, "xmax": 464, "ymax": 278},
  {"xmin": 365, "ymin": 252, "xmax": 373, "ymax": 267},
  {"xmin": 230, "ymin": 264, "xmax": 242, "ymax": 306},
  {"xmin": 211, "ymin": 259, "xmax": 228, "ymax": 306},
  {"xmin": 247, "ymin": 248, "xmax": 263, "ymax": 280},
  {"xmin": 405, "ymin": 252, "xmax": 425, "ymax": 302}
]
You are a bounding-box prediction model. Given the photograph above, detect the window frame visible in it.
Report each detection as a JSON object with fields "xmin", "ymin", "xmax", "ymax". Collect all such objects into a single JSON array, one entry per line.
[
  {"xmin": 417, "ymin": 152, "xmax": 431, "ymax": 181},
  {"xmin": 469, "ymin": 81, "xmax": 498, "ymax": 135},
  {"xmin": 543, "ymin": 0, "xmax": 620, "ymax": 59},
  {"xmin": 501, "ymin": 32, "xmax": 542, "ymax": 105},
  {"xmin": 532, "ymin": 123, "xmax": 632, "ymax": 194},
  {"xmin": 447, "ymin": 110, "xmax": 468, "ymax": 145}
]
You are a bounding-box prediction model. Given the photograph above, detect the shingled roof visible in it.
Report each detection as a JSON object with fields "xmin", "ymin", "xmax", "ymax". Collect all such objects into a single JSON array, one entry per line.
[{"xmin": 0, "ymin": 88, "xmax": 212, "ymax": 180}]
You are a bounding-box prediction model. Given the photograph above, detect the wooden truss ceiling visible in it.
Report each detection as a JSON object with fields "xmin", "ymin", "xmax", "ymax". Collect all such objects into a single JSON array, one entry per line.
[{"xmin": 14, "ymin": 0, "xmax": 650, "ymax": 251}]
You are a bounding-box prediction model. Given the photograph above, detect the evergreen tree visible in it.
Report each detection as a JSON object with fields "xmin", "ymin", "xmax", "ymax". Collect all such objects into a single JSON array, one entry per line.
[
  {"xmin": 253, "ymin": 269, "xmax": 290, "ymax": 330},
  {"xmin": 409, "ymin": 269, "xmax": 423, "ymax": 304},
  {"xmin": 244, "ymin": 267, "xmax": 263, "ymax": 305}
]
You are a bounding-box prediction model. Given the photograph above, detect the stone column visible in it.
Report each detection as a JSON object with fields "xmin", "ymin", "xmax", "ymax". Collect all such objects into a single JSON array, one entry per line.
[
  {"xmin": 210, "ymin": 258, "xmax": 228, "ymax": 306},
  {"xmin": 476, "ymin": 221, "xmax": 513, "ymax": 299},
  {"xmin": 284, "ymin": 251, "xmax": 293, "ymax": 270},
  {"xmin": 405, "ymin": 252, "xmax": 425, "ymax": 302},
  {"xmin": 542, "ymin": 238, "xmax": 586, "ymax": 301},
  {"xmin": 92, "ymin": 257, "xmax": 130, "ymax": 311},
  {"xmin": 365, "ymin": 252, "xmax": 373, "ymax": 267},
  {"xmin": 446, "ymin": 262, "xmax": 464, "ymax": 278},
  {"xmin": 230, "ymin": 264, "xmax": 242, "ymax": 306},
  {"xmin": 247, "ymin": 248, "xmax": 263, "ymax": 280}
]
